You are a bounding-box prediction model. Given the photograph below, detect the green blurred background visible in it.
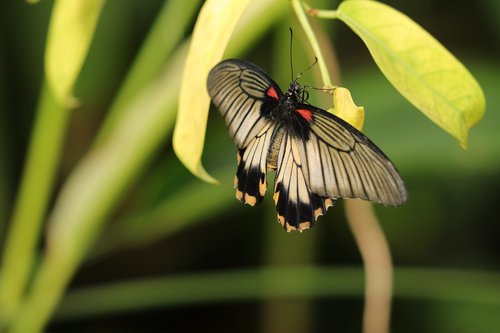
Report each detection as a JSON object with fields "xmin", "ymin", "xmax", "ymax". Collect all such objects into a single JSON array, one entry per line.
[{"xmin": 0, "ymin": 0, "xmax": 499, "ymax": 332}]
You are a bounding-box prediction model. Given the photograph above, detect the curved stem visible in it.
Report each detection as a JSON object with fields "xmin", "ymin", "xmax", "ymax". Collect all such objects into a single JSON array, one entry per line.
[
  {"xmin": 345, "ymin": 200, "xmax": 393, "ymax": 333},
  {"xmin": 304, "ymin": 4, "xmax": 338, "ymax": 19},
  {"xmin": 0, "ymin": 83, "xmax": 67, "ymax": 326},
  {"xmin": 290, "ymin": 0, "xmax": 333, "ymax": 88},
  {"xmin": 293, "ymin": 2, "xmax": 394, "ymax": 333}
]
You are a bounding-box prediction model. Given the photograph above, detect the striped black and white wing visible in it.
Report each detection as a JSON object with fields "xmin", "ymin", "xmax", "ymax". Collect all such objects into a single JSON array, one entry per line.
[
  {"xmin": 207, "ymin": 59, "xmax": 282, "ymax": 206},
  {"xmin": 272, "ymin": 105, "xmax": 407, "ymax": 231},
  {"xmin": 294, "ymin": 104, "xmax": 408, "ymax": 207},
  {"xmin": 207, "ymin": 59, "xmax": 282, "ymax": 149},
  {"xmin": 273, "ymin": 130, "xmax": 335, "ymax": 231}
]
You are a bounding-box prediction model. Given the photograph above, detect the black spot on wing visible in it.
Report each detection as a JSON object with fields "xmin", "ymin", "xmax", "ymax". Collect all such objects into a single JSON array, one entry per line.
[
  {"xmin": 309, "ymin": 193, "xmax": 335, "ymax": 221},
  {"xmin": 274, "ymin": 180, "xmax": 335, "ymax": 232},
  {"xmin": 234, "ymin": 149, "xmax": 266, "ymax": 206}
]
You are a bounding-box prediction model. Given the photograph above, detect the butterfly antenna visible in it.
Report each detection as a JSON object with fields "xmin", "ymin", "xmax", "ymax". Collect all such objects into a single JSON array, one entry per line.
[
  {"xmin": 289, "ymin": 27, "xmax": 294, "ymax": 82},
  {"xmin": 295, "ymin": 57, "xmax": 318, "ymax": 81}
]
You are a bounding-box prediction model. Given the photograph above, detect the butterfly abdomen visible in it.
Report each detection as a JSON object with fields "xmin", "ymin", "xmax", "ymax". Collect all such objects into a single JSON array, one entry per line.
[{"xmin": 266, "ymin": 126, "xmax": 284, "ymax": 171}]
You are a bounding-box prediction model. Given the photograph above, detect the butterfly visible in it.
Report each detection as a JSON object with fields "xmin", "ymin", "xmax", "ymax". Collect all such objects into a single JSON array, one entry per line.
[{"xmin": 207, "ymin": 59, "xmax": 407, "ymax": 232}]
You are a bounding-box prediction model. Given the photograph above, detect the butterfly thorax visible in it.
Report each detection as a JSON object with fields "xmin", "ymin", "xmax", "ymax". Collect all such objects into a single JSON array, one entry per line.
[
  {"xmin": 266, "ymin": 83, "xmax": 305, "ymax": 170},
  {"xmin": 273, "ymin": 82, "xmax": 302, "ymax": 121},
  {"xmin": 285, "ymin": 81, "xmax": 302, "ymax": 103}
]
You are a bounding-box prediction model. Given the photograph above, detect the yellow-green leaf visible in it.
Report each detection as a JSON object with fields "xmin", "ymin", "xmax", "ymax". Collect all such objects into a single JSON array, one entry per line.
[
  {"xmin": 45, "ymin": 0, "xmax": 105, "ymax": 107},
  {"xmin": 173, "ymin": 0, "xmax": 251, "ymax": 183},
  {"xmin": 334, "ymin": 0, "xmax": 485, "ymax": 147}
]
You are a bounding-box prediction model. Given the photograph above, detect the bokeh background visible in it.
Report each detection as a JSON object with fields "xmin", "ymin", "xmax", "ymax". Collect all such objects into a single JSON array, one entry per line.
[{"xmin": 0, "ymin": 0, "xmax": 499, "ymax": 332}]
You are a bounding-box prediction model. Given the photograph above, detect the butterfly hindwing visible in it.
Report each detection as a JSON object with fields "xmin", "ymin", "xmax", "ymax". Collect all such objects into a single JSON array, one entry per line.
[
  {"xmin": 293, "ymin": 104, "xmax": 407, "ymax": 206},
  {"xmin": 273, "ymin": 130, "xmax": 335, "ymax": 231},
  {"xmin": 234, "ymin": 123, "xmax": 276, "ymax": 206}
]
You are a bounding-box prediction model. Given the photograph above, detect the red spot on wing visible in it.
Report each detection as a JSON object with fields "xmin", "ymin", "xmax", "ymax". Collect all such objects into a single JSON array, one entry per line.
[
  {"xmin": 266, "ymin": 86, "xmax": 279, "ymax": 100},
  {"xmin": 295, "ymin": 108, "xmax": 313, "ymax": 122}
]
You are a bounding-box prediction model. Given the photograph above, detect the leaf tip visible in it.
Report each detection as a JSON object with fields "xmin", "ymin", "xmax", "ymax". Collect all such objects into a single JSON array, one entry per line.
[
  {"xmin": 195, "ymin": 164, "xmax": 219, "ymax": 185},
  {"xmin": 172, "ymin": 135, "xmax": 219, "ymax": 185},
  {"xmin": 457, "ymin": 129, "xmax": 469, "ymax": 150}
]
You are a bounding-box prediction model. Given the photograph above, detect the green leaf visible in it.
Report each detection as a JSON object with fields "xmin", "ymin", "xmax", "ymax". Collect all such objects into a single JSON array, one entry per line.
[
  {"xmin": 172, "ymin": 0, "xmax": 252, "ymax": 184},
  {"xmin": 333, "ymin": 0, "xmax": 485, "ymax": 147},
  {"xmin": 45, "ymin": 0, "xmax": 104, "ymax": 107}
]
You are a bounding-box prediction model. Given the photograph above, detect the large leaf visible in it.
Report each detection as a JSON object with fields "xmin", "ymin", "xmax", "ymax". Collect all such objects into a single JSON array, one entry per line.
[
  {"xmin": 333, "ymin": 0, "xmax": 485, "ymax": 147},
  {"xmin": 45, "ymin": 0, "xmax": 105, "ymax": 107},
  {"xmin": 173, "ymin": 0, "xmax": 252, "ymax": 183}
]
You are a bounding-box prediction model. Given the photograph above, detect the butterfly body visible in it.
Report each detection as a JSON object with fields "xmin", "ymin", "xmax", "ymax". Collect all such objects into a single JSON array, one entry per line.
[
  {"xmin": 264, "ymin": 84, "xmax": 312, "ymax": 169},
  {"xmin": 265, "ymin": 125, "xmax": 284, "ymax": 170},
  {"xmin": 207, "ymin": 59, "xmax": 407, "ymax": 232}
]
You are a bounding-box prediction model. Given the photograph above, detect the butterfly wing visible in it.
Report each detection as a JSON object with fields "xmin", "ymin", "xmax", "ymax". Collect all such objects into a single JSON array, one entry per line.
[
  {"xmin": 207, "ymin": 59, "xmax": 283, "ymax": 206},
  {"xmin": 293, "ymin": 104, "xmax": 408, "ymax": 206},
  {"xmin": 234, "ymin": 122, "xmax": 276, "ymax": 205},
  {"xmin": 273, "ymin": 129, "xmax": 335, "ymax": 231},
  {"xmin": 207, "ymin": 59, "xmax": 283, "ymax": 148}
]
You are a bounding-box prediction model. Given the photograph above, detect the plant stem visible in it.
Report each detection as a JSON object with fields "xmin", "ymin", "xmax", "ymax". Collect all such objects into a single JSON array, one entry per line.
[
  {"xmin": 303, "ymin": 3, "xmax": 338, "ymax": 19},
  {"xmin": 0, "ymin": 83, "xmax": 68, "ymax": 325},
  {"xmin": 7, "ymin": 52, "xmax": 184, "ymax": 333},
  {"xmin": 345, "ymin": 200, "xmax": 393, "ymax": 333},
  {"xmin": 294, "ymin": 2, "xmax": 394, "ymax": 333},
  {"xmin": 290, "ymin": 0, "xmax": 333, "ymax": 88}
]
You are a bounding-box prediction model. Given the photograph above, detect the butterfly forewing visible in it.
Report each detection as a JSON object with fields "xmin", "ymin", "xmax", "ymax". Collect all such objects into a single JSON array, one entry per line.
[
  {"xmin": 207, "ymin": 59, "xmax": 283, "ymax": 149},
  {"xmin": 295, "ymin": 105, "xmax": 407, "ymax": 206}
]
